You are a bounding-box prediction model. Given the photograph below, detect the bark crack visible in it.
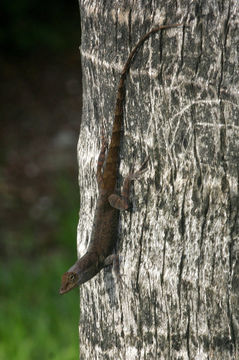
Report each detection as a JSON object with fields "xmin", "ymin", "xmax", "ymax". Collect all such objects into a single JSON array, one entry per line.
[
  {"xmin": 186, "ymin": 302, "xmax": 191, "ymax": 360},
  {"xmin": 135, "ymin": 184, "xmax": 150, "ymax": 290},
  {"xmin": 160, "ymin": 229, "xmax": 167, "ymax": 286},
  {"xmin": 197, "ymin": 191, "xmax": 210, "ymax": 312},
  {"xmin": 194, "ymin": 20, "xmax": 203, "ymax": 76}
]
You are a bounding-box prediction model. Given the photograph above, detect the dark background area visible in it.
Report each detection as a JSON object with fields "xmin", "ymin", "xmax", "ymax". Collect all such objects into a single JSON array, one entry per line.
[{"xmin": 0, "ymin": 1, "xmax": 82, "ymax": 359}]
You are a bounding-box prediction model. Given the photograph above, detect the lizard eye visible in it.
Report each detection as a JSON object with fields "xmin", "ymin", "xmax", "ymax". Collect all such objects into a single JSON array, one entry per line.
[{"xmin": 69, "ymin": 273, "xmax": 75, "ymax": 282}]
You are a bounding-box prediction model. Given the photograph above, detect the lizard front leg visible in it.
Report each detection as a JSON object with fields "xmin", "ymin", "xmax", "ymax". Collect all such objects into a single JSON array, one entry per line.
[
  {"xmin": 103, "ymin": 254, "xmax": 121, "ymax": 281},
  {"xmin": 108, "ymin": 157, "xmax": 148, "ymax": 210}
]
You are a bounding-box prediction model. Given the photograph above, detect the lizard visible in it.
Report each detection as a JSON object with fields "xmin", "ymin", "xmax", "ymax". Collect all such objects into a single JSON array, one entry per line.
[{"xmin": 59, "ymin": 23, "xmax": 183, "ymax": 294}]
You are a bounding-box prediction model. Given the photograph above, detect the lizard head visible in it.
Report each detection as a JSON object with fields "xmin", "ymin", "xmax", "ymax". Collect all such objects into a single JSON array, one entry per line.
[
  {"xmin": 59, "ymin": 253, "xmax": 100, "ymax": 294},
  {"xmin": 59, "ymin": 271, "xmax": 79, "ymax": 295}
]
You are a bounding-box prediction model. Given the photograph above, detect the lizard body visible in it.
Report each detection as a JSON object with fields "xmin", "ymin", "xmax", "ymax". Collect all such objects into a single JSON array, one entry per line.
[{"xmin": 59, "ymin": 23, "xmax": 183, "ymax": 294}]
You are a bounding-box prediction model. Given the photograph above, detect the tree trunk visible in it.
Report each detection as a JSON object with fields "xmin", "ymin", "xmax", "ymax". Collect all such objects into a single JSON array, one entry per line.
[{"xmin": 77, "ymin": 1, "xmax": 239, "ymax": 359}]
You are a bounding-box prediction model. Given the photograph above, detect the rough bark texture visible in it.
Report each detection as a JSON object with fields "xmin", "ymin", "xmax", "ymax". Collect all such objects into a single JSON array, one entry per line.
[{"xmin": 77, "ymin": 1, "xmax": 239, "ymax": 359}]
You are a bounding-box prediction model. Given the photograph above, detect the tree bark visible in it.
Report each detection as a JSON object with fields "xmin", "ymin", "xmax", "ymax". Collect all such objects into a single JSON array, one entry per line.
[{"xmin": 77, "ymin": 1, "xmax": 239, "ymax": 359}]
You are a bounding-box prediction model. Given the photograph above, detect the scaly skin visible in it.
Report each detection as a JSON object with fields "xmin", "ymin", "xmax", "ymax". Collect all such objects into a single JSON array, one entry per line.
[{"xmin": 59, "ymin": 23, "xmax": 183, "ymax": 294}]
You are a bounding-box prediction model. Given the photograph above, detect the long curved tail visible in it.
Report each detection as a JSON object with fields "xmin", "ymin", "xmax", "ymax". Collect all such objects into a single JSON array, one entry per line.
[{"xmin": 103, "ymin": 23, "xmax": 184, "ymax": 191}]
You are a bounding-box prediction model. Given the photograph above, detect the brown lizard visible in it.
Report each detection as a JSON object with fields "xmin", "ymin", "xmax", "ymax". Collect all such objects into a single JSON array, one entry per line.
[{"xmin": 59, "ymin": 23, "xmax": 183, "ymax": 294}]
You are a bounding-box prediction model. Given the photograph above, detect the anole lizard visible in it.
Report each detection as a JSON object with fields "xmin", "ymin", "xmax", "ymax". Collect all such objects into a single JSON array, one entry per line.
[{"xmin": 59, "ymin": 23, "xmax": 183, "ymax": 294}]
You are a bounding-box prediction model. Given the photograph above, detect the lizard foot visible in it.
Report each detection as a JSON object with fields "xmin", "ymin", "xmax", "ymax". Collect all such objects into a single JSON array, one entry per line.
[
  {"xmin": 127, "ymin": 156, "xmax": 149, "ymax": 180},
  {"xmin": 104, "ymin": 254, "xmax": 124, "ymax": 284},
  {"xmin": 108, "ymin": 156, "xmax": 149, "ymax": 210}
]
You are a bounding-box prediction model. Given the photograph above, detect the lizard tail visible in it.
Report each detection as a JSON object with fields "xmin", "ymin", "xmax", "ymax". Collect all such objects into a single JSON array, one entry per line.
[{"xmin": 103, "ymin": 23, "xmax": 184, "ymax": 191}]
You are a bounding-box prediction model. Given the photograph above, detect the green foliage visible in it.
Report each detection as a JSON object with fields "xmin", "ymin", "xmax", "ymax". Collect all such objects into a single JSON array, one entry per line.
[
  {"xmin": 0, "ymin": 254, "xmax": 79, "ymax": 360},
  {"xmin": 0, "ymin": 174, "xmax": 80, "ymax": 359}
]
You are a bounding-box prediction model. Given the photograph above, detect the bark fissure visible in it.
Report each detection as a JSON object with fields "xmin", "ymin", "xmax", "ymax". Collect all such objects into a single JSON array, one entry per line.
[
  {"xmin": 135, "ymin": 201, "xmax": 148, "ymax": 290},
  {"xmin": 186, "ymin": 302, "xmax": 191, "ymax": 360},
  {"xmin": 160, "ymin": 229, "xmax": 167, "ymax": 287}
]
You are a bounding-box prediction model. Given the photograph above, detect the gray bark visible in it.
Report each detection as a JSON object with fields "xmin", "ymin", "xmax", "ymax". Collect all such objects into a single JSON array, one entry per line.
[{"xmin": 77, "ymin": 1, "xmax": 239, "ymax": 359}]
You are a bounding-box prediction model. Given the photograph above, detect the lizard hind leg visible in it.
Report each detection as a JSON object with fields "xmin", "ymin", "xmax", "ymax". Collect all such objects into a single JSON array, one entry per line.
[
  {"xmin": 97, "ymin": 120, "xmax": 108, "ymax": 189},
  {"xmin": 108, "ymin": 157, "xmax": 149, "ymax": 210}
]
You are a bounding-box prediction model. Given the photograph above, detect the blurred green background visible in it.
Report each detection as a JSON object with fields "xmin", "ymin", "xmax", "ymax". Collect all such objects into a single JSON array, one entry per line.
[{"xmin": 0, "ymin": 1, "xmax": 82, "ymax": 359}]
